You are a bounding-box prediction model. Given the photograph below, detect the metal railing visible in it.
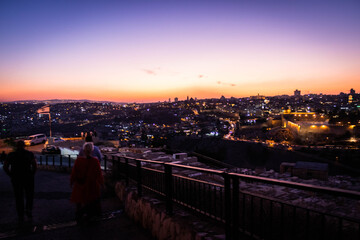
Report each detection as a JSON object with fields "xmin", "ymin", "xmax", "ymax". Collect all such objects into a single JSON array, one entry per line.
[
  {"xmin": 36, "ymin": 154, "xmax": 360, "ymax": 240},
  {"xmin": 37, "ymin": 154, "xmax": 78, "ymax": 168},
  {"xmin": 36, "ymin": 154, "xmax": 110, "ymax": 170},
  {"xmin": 105, "ymin": 155, "xmax": 360, "ymax": 240}
]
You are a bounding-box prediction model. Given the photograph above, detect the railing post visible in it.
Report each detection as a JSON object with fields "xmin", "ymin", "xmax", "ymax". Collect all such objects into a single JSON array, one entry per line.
[
  {"xmin": 232, "ymin": 175, "xmax": 239, "ymax": 240},
  {"xmin": 125, "ymin": 157, "xmax": 129, "ymax": 186},
  {"xmin": 68, "ymin": 155, "xmax": 71, "ymax": 168},
  {"xmin": 104, "ymin": 155, "xmax": 107, "ymax": 171},
  {"xmin": 117, "ymin": 156, "xmax": 121, "ymax": 178},
  {"xmin": 112, "ymin": 155, "xmax": 115, "ymax": 173},
  {"xmin": 46, "ymin": 155, "xmax": 48, "ymax": 166},
  {"xmin": 39, "ymin": 155, "xmax": 42, "ymax": 165},
  {"xmin": 52, "ymin": 155, "xmax": 55, "ymax": 166},
  {"xmin": 136, "ymin": 160, "xmax": 142, "ymax": 197},
  {"xmin": 60, "ymin": 155, "xmax": 62, "ymax": 166},
  {"xmin": 165, "ymin": 164, "xmax": 173, "ymax": 215},
  {"xmin": 224, "ymin": 172, "xmax": 232, "ymax": 240}
]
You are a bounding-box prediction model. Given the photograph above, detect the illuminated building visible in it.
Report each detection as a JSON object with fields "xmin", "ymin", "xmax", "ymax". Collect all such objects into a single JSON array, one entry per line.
[{"xmin": 282, "ymin": 112, "xmax": 353, "ymax": 143}]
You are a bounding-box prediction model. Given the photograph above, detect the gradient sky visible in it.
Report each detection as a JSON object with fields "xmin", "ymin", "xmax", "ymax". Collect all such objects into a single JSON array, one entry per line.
[{"xmin": 1, "ymin": 0, "xmax": 360, "ymax": 102}]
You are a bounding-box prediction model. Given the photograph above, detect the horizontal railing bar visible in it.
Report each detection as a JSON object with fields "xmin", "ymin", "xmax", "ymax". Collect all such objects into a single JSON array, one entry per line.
[
  {"xmin": 36, "ymin": 154, "xmax": 78, "ymax": 156},
  {"xmin": 125, "ymin": 157, "xmax": 165, "ymax": 165},
  {"xmin": 136, "ymin": 165, "xmax": 224, "ymax": 188},
  {"xmin": 167, "ymin": 162, "xmax": 225, "ymax": 174},
  {"xmin": 141, "ymin": 166, "xmax": 164, "ymax": 174},
  {"xmin": 122, "ymin": 157, "xmax": 225, "ymax": 175},
  {"xmin": 230, "ymin": 172, "xmax": 360, "ymax": 199},
  {"xmin": 142, "ymin": 185, "xmax": 166, "ymax": 197},
  {"xmin": 173, "ymin": 174, "xmax": 224, "ymax": 188}
]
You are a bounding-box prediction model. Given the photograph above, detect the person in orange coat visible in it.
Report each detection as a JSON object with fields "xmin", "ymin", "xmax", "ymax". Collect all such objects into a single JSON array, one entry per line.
[{"xmin": 71, "ymin": 142, "xmax": 103, "ymax": 223}]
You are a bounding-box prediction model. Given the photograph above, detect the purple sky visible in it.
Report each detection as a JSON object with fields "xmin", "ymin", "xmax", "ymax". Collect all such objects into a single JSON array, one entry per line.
[{"xmin": 1, "ymin": 0, "xmax": 359, "ymax": 102}]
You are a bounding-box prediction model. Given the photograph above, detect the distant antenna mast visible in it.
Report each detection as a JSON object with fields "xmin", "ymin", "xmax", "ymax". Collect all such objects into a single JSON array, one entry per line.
[{"xmin": 49, "ymin": 109, "xmax": 52, "ymax": 137}]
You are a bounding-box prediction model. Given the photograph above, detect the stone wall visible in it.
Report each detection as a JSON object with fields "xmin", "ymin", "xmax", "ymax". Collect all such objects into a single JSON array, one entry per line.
[{"xmin": 115, "ymin": 181, "xmax": 225, "ymax": 240}]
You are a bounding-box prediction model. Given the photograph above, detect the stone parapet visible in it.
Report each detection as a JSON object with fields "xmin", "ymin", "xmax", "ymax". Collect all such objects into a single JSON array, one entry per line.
[{"xmin": 115, "ymin": 181, "xmax": 225, "ymax": 240}]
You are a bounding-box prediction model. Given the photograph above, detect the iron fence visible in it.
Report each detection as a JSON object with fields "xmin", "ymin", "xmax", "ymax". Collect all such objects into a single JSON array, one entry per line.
[
  {"xmin": 35, "ymin": 154, "xmax": 360, "ymax": 240},
  {"xmin": 106, "ymin": 155, "xmax": 360, "ymax": 240},
  {"xmin": 36, "ymin": 154, "xmax": 108, "ymax": 170}
]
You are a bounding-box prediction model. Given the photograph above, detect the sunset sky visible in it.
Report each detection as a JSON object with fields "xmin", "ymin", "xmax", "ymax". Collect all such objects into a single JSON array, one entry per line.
[{"xmin": 1, "ymin": 0, "xmax": 359, "ymax": 102}]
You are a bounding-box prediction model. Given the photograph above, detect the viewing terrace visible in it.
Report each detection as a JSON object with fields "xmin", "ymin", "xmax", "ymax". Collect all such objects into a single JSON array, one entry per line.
[{"xmin": 2, "ymin": 148, "xmax": 358, "ymax": 240}]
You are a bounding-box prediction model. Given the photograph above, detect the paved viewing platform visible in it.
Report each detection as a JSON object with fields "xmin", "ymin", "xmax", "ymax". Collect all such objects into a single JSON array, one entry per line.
[
  {"xmin": 0, "ymin": 164, "xmax": 152, "ymax": 240},
  {"xmin": 1, "ymin": 144, "xmax": 360, "ymax": 239}
]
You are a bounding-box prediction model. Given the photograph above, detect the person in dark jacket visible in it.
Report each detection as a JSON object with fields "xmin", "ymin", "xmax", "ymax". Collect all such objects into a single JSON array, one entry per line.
[
  {"xmin": 71, "ymin": 142, "xmax": 103, "ymax": 223},
  {"xmin": 0, "ymin": 151, "xmax": 6, "ymax": 164},
  {"xmin": 3, "ymin": 140, "xmax": 37, "ymax": 222}
]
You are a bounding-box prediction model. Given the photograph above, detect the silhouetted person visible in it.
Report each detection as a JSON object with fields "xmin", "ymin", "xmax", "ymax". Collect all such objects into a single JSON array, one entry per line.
[
  {"xmin": 79, "ymin": 133, "xmax": 102, "ymax": 162},
  {"xmin": 71, "ymin": 142, "xmax": 103, "ymax": 224},
  {"xmin": 3, "ymin": 141, "xmax": 37, "ymax": 222},
  {"xmin": 0, "ymin": 151, "xmax": 6, "ymax": 164}
]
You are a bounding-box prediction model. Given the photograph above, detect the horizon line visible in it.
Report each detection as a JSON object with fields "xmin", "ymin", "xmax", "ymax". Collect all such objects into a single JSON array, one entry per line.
[{"xmin": 1, "ymin": 91, "xmax": 357, "ymax": 105}]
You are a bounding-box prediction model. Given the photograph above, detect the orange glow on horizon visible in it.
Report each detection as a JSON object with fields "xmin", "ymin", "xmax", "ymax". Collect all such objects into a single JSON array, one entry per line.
[{"xmin": 1, "ymin": 72, "xmax": 359, "ymax": 103}]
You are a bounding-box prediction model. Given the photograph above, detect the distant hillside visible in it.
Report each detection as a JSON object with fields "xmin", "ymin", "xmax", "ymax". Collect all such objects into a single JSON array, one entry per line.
[{"xmin": 3, "ymin": 99, "xmax": 127, "ymax": 104}]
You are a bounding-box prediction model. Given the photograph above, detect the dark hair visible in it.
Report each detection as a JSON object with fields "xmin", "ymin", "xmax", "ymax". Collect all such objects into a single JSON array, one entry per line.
[
  {"xmin": 85, "ymin": 134, "xmax": 93, "ymax": 142},
  {"xmin": 16, "ymin": 140, "xmax": 25, "ymax": 149}
]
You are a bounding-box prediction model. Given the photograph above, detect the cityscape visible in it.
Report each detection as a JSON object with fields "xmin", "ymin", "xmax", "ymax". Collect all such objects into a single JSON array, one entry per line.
[
  {"xmin": 1, "ymin": 88, "xmax": 360, "ymax": 177},
  {"xmin": 1, "ymin": 0, "xmax": 360, "ymax": 239},
  {"xmin": 1, "ymin": 89, "xmax": 359, "ymax": 147},
  {"xmin": 1, "ymin": 89, "xmax": 360, "ymax": 239}
]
